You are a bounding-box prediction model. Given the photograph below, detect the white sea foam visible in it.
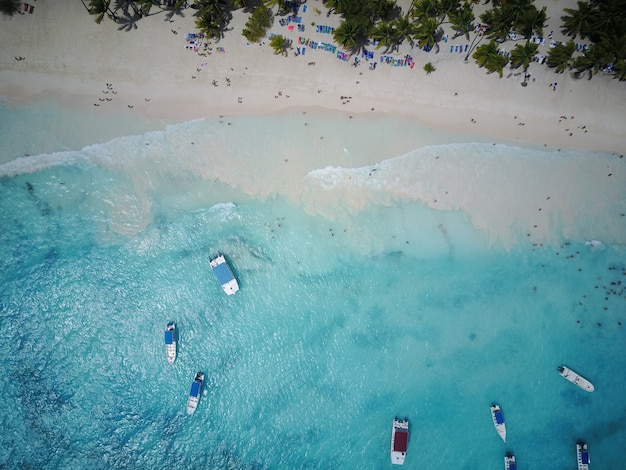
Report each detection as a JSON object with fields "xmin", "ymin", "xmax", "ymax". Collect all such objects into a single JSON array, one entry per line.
[{"xmin": 2, "ymin": 113, "xmax": 624, "ymax": 249}]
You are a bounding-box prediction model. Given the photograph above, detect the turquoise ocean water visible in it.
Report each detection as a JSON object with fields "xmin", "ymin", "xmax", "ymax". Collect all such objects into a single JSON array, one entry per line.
[{"xmin": 1, "ymin": 103, "xmax": 625, "ymax": 469}]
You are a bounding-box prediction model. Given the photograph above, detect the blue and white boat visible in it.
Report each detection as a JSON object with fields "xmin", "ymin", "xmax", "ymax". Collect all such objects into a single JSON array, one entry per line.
[
  {"xmin": 164, "ymin": 322, "xmax": 177, "ymax": 364},
  {"xmin": 390, "ymin": 418, "xmax": 409, "ymax": 465},
  {"xmin": 491, "ymin": 404, "xmax": 507, "ymax": 442},
  {"xmin": 504, "ymin": 451, "xmax": 517, "ymax": 470},
  {"xmin": 186, "ymin": 372, "xmax": 204, "ymax": 415},
  {"xmin": 577, "ymin": 442, "xmax": 590, "ymax": 470},
  {"xmin": 209, "ymin": 254, "xmax": 239, "ymax": 295}
]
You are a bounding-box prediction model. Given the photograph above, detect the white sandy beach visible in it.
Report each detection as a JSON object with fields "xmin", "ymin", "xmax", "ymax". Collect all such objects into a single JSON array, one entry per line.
[{"xmin": 1, "ymin": 0, "xmax": 625, "ymax": 153}]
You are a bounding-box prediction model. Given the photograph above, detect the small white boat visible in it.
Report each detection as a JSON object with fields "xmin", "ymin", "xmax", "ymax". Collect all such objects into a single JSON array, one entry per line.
[
  {"xmin": 491, "ymin": 404, "xmax": 507, "ymax": 442},
  {"xmin": 164, "ymin": 322, "xmax": 177, "ymax": 364},
  {"xmin": 390, "ymin": 418, "xmax": 409, "ymax": 465},
  {"xmin": 186, "ymin": 372, "xmax": 204, "ymax": 415},
  {"xmin": 209, "ymin": 254, "xmax": 239, "ymax": 295},
  {"xmin": 558, "ymin": 365, "xmax": 595, "ymax": 392},
  {"xmin": 504, "ymin": 451, "xmax": 517, "ymax": 470},
  {"xmin": 577, "ymin": 442, "xmax": 590, "ymax": 470}
]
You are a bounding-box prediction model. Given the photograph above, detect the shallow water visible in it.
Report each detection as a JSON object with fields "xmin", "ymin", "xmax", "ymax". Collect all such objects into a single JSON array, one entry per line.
[{"xmin": 0, "ymin": 105, "xmax": 625, "ymax": 469}]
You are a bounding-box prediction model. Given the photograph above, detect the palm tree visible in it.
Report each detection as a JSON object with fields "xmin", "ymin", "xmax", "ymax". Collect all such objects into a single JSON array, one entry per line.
[
  {"xmin": 87, "ymin": 0, "xmax": 117, "ymax": 23},
  {"xmin": 413, "ymin": 16, "xmax": 439, "ymax": 51},
  {"xmin": 242, "ymin": 5, "xmax": 272, "ymax": 42},
  {"xmin": 572, "ymin": 45, "xmax": 603, "ymax": 78},
  {"xmin": 371, "ymin": 21, "xmax": 402, "ymax": 52},
  {"xmin": 393, "ymin": 16, "xmax": 415, "ymax": 47},
  {"xmin": 545, "ymin": 40, "xmax": 576, "ymax": 73},
  {"xmin": 473, "ymin": 39, "xmax": 509, "ymax": 77},
  {"xmin": 324, "ymin": 0, "xmax": 350, "ymax": 17},
  {"xmin": 270, "ymin": 34, "xmax": 289, "ymax": 55},
  {"xmin": 0, "ymin": 0, "xmax": 20, "ymax": 15},
  {"xmin": 423, "ymin": 62, "xmax": 436, "ymax": 73},
  {"xmin": 263, "ymin": 0, "xmax": 287, "ymax": 14},
  {"xmin": 561, "ymin": 1, "xmax": 596, "ymax": 39},
  {"xmin": 333, "ymin": 17, "xmax": 368, "ymax": 51},
  {"xmin": 448, "ymin": 4, "xmax": 475, "ymax": 39},
  {"xmin": 613, "ymin": 59, "xmax": 626, "ymax": 81},
  {"xmin": 516, "ymin": 5, "xmax": 547, "ymax": 39},
  {"xmin": 195, "ymin": 10, "xmax": 221, "ymax": 38},
  {"xmin": 480, "ymin": 8, "xmax": 510, "ymax": 43},
  {"xmin": 410, "ymin": 0, "xmax": 438, "ymax": 20},
  {"xmin": 510, "ymin": 41, "xmax": 538, "ymax": 70}
]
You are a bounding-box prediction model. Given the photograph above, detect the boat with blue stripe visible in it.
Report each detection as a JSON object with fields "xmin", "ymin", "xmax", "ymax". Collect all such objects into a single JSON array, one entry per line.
[
  {"xmin": 504, "ymin": 451, "xmax": 517, "ymax": 470},
  {"xmin": 491, "ymin": 404, "xmax": 507, "ymax": 442},
  {"xmin": 577, "ymin": 442, "xmax": 590, "ymax": 470},
  {"xmin": 209, "ymin": 254, "xmax": 239, "ymax": 295},
  {"xmin": 187, "ymin": 372, "xmax": 204, "ymax": 415},
  {"xmin": 164, "ymin": 322, "xmax": 177, "ymax": 364}
]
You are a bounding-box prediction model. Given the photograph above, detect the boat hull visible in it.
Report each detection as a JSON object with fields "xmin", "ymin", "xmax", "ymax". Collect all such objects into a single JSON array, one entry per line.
[
  {"xmin": 186, "ymin": 373, "xmax": 204, "ymax": 415},
  {"xmin": 390, "ymin": 418, "xmax": 409, "ymax": 465},
  {"xmin": 491, "ymin": 405, "xmax": 507, "ymax": 442},
  {"xmin": 165, "ymin": 323, "xmax": 177, "ymax": 364},
  {"xmin": 558, "ymin": 366, "xmax": 594, "ymax": 392},
  {"xmin": 504, "ymin": 452, "xmax": 517, "ymax": 470},
  {"xmin": 210, "ymin": 255, "xmax": 239, "ymax": 295},
  {"xmin": 577, "ymin": 443, "xmax": 590, "ymax": 470}
]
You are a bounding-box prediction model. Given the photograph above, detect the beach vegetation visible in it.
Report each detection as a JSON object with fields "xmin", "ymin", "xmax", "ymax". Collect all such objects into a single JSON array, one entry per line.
[
  {"xmin": 480, "ymin": 0, "xmax": 546, "ymax": 43},
  {"xmin": 448, "ymin": 3, "xmax": 475, "ymax": 40},
  {"xmin": 546, "ymin": 40, "xmax": 576, "ymax": 73},
  {"xmin": 0, "ymin": 0, "xmax": 20, "ymax": 15},
  {"xmin": 334, "ymin": 17, "xmax": 369, "ymax": 52},
  {"xmin": 423, "ymin": 62, "xmax": 436, "ymax": 73},
  {"xmin": 242, "ymin": 5, "xmax": 273, "ymax": 42},
  {"xmin": 263, "ymin": 0, "xmax": 289, "ymax": 15},
  {"xmin": 371, "ymin": 21, "xmax": 403, "ymax": 52},
  {"xmin": 194, "ymin": 0, "xmax": 231, "ymax": 39},
  {"xmin": 560, "ymin": 1, "xmax": 596, "ymax": 39},
  {"xmin": 510, "ymin": 41, "xmax": 538, "ymax": 70},
  {"xmin": 269, "ymin": 34, "xmax": 289, "ymax": 55},
  {"xmin": 560, "ymin": 0, "xmax": 626, "ymax": 81},
  {"xmin": 473, "ymin": 39, "xmax": 509, "ymax": 77},
  {"xmin": 85, "ymin": 0, "xmax": 118, "ymax": 23},
  {"xmin": 413, "ymin": 16, "xmax": 440, "ymax": 51}
]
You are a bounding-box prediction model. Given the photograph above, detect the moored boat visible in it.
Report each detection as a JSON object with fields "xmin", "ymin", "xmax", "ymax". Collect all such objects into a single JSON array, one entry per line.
[
  {"xmin": 164, "ymin": 322, "xmax": 177, "ymax": 364},
  {"xmin": 491, "ymin": 404, "xmax": 507, "ymax": 442},
  {"xmin": 558, "ymin": 365, "xmax": 595, "ymax": 392},
  {"xmin": 186, "ymin": 372, "xmax": 204, "ymax": 415},
  {"xmin": 390, "ymin": 418, "xmax": 409, "ymax": 465},
  {"xmin": 504, "ymin": 451, "xmax": 517, "ymax": 470},
  {"xmin": 209, "ymin": 254, "xmax": 239, "ymax": 295},
  {"xmin": 577, "ymin": 442, "xmax": 590, "ymax": 470}
]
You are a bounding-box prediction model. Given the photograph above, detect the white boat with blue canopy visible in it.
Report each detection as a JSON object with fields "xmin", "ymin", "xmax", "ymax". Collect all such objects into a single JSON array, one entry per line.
[
  {"xmin": 577, "ymin": 442, "xmax": 590, "ymax": 470},
  {"xmin": 209, "ymin": 254, "xmax": 239, "ymax": 295},
  {"xmin": 504, "ymin": 451, "xmax": 517, "ymax": 470},
  {"xmin": 491, "ymin": 404, "xmax": 506, "ymax": 442},
  {"xmin": 186, "ymin": 372, "xmax": 204, "ymax": 415},
  {"xmin": 164, "ymin": 322, "xmax": 176, "ymax": 364}
]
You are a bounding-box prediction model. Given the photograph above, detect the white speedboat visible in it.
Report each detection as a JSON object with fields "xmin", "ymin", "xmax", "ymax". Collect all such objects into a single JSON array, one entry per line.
[
  {"xmin": 209, "ymin": 254, "xmax": 239, "ymax": 295},
  {"xmin": 558, "ymin": 365, "xmax": 595, "ymax": 392},
  {"xmin": 164, "ymin": 322, "xmax": 177, "ymax": 364},
  {"xmin": 390, "ymin": 418, "xmax": 409, "ymax": 465},
  {"xmin": 491, "ymin": 404, "xmax": 507, "ymax": 442},
  {"xmin": 186, "ymin": 372, "xmax": 204, "ymax": 415},
  {"xmin": 577, "ymin": 442, "xmax": 590, "ymax": 470},
  {"xmin": 504, "ymin": 451, "xmax": 517, "ymax": 470}
]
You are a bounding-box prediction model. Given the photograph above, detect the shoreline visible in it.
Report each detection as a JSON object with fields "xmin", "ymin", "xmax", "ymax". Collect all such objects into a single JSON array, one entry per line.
[{"xmin": 0, "ymin": 1, "xmax": 625, "ymax": 155}]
